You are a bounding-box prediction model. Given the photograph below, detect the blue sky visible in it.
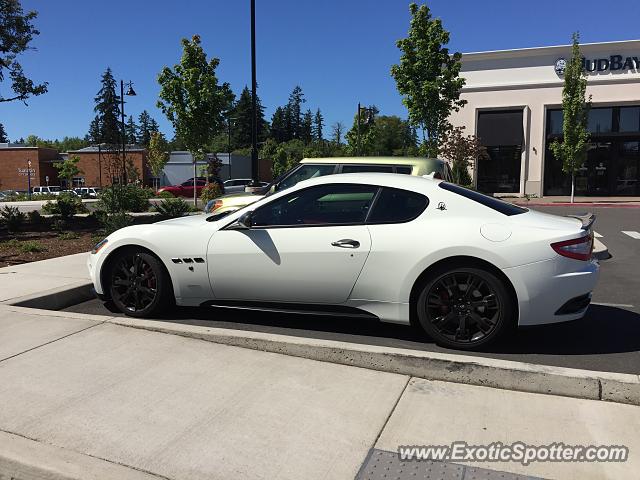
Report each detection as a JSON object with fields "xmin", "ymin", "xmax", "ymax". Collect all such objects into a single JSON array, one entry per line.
[{"xmin": 3, "ymin": 0, "xmax": 640, "ymax": 141}]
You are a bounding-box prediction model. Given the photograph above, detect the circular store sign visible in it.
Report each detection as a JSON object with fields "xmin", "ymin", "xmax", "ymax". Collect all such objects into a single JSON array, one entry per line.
[{"xmin": 554, "ymin": 58, "xmax": 567, "ymax": 76}]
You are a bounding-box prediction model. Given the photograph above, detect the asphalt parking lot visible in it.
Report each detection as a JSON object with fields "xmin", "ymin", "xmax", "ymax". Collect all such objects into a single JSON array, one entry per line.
[{"xmin": 63, "ymin": 205, "xmax": 640, "ymax": 375}]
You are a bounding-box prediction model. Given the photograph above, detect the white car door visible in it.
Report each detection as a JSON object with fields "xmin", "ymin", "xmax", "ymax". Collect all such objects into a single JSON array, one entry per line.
[{"xmin": 207, "ymin": 183, "xmax": 377, "ymax": 304}]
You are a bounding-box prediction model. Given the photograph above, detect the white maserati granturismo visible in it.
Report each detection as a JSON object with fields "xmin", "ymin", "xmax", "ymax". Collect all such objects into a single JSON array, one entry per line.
[{"xmin": 88, "ymin": 173, "xmax": 599, "ymax": 350}]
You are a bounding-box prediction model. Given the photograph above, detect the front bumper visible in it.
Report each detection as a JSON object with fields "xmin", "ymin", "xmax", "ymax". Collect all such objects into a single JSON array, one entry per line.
[{"xmin": 504, "ymin": 256, "xmax": 600, "ymax": 326}]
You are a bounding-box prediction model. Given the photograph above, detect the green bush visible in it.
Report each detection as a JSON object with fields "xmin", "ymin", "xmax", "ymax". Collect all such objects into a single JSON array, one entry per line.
[
  {"xmin": 0, "ymin": 206, "xmax": 26, "ymax": 233},
  {"xmin": 200, "ymin": 182, "xmax": 223, "ymax": 205},
  {"xmin": 27, "ymin": 210, "xmax": 43, "ymax": 225},
  {"xmin": 157, "ymin": 190, "xmax": 174, "ymax": 198},
  {"xmin": 154, "ymin": 198, "xmax": 192, "ymax": 218},
  {"xmin": 58, "ymin": 231, "xmax": 79, "ymax": 240},
  {"xmin": 41, "ymin": 193, "xmax": 87, "ymax": 220},
  {"xmin": 96, "ymin": 185, "xmax": 150, "ymax": 213},
  {"xmin": 19, "ymin": 240, "xmax": 45, "ymax": 253},
  {"xmin": 98, "ymin": 212, "xmax": 133, "ymax": 235},
  {"xmin": 0, "ymin": 239, "xmax": 21, "ymax": 249}
]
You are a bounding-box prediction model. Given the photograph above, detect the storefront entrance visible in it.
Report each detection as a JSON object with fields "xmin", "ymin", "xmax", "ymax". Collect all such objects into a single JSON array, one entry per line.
[{"xmin": 544, "ymin": 106, "xmax": 640, "ymax": 196}]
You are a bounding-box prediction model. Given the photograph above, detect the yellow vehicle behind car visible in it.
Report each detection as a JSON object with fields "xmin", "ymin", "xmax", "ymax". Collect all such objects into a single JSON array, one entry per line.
[{"xmin": 205, "ymin": 157, "xmax": 453, "ymax": 215}]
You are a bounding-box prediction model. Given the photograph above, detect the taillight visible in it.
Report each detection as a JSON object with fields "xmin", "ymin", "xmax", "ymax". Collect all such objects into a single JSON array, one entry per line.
[{"xmin": 551, "ymin": 234, "xmax": 593, "ymax": 261}]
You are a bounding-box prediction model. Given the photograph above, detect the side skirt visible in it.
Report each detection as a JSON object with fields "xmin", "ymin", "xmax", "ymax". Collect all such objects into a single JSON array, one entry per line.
[{"xmin": 198, "ymin": 300, "xmax": 380, "ymax": 320}]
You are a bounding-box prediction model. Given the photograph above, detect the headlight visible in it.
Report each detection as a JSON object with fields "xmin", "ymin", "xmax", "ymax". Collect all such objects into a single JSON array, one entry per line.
[{"xmin": 91, "ymin": 238, "xmax": 108, "ymax": 254}]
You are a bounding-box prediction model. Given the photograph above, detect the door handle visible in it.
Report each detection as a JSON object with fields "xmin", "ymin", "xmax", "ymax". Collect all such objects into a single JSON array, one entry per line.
[{"xmin": 331, "ymin": 239, "xmax": 360, "ymax": 248}]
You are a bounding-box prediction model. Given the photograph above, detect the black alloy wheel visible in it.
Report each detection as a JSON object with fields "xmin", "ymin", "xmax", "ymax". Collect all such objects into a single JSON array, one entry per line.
[
  {"xmin": 416, "ymin": 267, "xmax": 513, "ymax": 350},
  {"xmin": 109, "ymin": 251, "xmax": 169, "ymax": 317}
]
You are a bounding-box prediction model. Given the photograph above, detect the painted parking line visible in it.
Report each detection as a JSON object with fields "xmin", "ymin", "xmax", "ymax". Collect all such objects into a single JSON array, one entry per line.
[
  {"xmin": 622, "ymin": 231, "xmax": 640, "ymax": 239},
  {"xmin": 594, "ymin": 231, "xmax": 603, "ymax": 238}
]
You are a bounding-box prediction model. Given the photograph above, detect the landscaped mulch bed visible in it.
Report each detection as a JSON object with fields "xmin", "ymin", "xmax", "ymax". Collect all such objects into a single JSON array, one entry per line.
[{"xmin": 0, "ymin": 231, "xmax": 97, "ymax": 267}]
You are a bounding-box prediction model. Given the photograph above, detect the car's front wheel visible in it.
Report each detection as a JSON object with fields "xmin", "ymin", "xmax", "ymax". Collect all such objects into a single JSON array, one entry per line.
[
  {"xmin": 416, "ymin": 266, "xmax": 514, "ymax": 350},
  {"xmin": 108, "ymin": 250, "xmax": 172, "ymax": 318}
]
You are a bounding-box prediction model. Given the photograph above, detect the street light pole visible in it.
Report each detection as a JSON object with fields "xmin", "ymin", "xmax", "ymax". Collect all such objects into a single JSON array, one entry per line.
[
  {"xmin": 250, "ymin": 0, "xmax": 259, "ymax": 185},
  {"xmin": 357, "ymin": 102, "xmax": 361, "ymax": 157},
  {"xmin": 119, "ymin": 80, "xmax": 136, "ymax": 185}
]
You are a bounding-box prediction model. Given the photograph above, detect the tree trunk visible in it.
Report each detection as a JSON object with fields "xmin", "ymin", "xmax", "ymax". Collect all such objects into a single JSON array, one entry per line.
[{"xmin": 570, "ymin": 171, "xmax": 575, "ymax": 204}]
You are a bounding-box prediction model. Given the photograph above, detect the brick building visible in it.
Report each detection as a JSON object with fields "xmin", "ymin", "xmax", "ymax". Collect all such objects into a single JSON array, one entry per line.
[
  {"xmin": 67, "ymin": 145, "xmax": 149, "ymax": 187},
  {"xmin": 0, "ymin": 144, "xmax": 61, "ymax": 192}
]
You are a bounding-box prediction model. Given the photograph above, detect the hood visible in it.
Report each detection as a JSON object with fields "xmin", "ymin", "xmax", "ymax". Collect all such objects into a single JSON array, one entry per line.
[{"xmin": 155, "ymin": 214, "xmax": 208, "ymax": 227}]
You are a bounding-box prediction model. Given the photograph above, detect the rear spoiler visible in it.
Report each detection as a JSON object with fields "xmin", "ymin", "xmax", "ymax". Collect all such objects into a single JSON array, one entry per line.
[{"xmin": 567, "ymin": 213, "xmax": 596, "ymax": 231}]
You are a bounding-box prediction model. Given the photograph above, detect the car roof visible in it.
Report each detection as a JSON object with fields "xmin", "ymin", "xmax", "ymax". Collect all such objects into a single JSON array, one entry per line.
[
  {"xmin": 299, "ymin": 156, "xmax": 446, "ymax": 167},
  {"xmin": 293, "ymin": 172, "xmax": 441, "ymax": 193}
]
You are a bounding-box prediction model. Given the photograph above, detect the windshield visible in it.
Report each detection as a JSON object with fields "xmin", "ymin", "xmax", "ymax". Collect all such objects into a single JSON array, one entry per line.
[{"xmin": 276, "ymin": 164, "xmax": 337, "ymax": 192}]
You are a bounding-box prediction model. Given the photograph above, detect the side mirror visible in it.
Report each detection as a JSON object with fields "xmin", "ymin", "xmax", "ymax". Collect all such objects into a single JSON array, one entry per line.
[
  {"xmin": 270, "ymin": 184, "xmax": 277, "ymax": 194},
  {"xmin": 228, "ymin": 211, "xmax": 253, "ymax": 230}
]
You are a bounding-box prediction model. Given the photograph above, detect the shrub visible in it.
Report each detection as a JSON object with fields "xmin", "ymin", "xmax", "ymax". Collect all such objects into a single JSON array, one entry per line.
[
  {"xmin": 100, "ymin": 212, "xmax": 133, "ymax": 235},
  {"xmin": 154, "ymin": 198, "xmax": 192, "ymax": 218},
  {"xmin": 96, "ymin": 185, "xmax": 150, "ymax": 213},
  {"xmin": 58, "ymin": 231, "xmax": 79, "ymax": 240},
  {"xmin": 157, "ymin": 190, "xmax": 174, "ymax": 198},
  {"xmin": 19, "ymin": 241, "xmax": 45, "ymax": 253},
  {"xmin": 27, "ymin": 210, "xmax": 43, "ymax": 225},
  {"xmin": 0, "ymin": 205, "xmax": 25, "ymax": 233},
  {"xmin": 0, "ymin": 239, "xmax": 21, "ymax": 249},
  {"xmin": 200, "ymin": 182, "xmax": 223, "ymax": 205},
  {"xmin": 41, "ymin": 193, "xmax": 87, "ymax": 220}
]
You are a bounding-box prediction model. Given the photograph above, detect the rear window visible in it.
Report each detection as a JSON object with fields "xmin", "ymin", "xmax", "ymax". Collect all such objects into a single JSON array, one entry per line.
[
  {"xmin": 396, "ymin": 166, "xmax": 413, "ymax": 174},
  {"xmin": 341, "ymin": 164, "xmax": 394, "ymax": 173},
  {"xmin": 367, "ymin": 187, "xmax": 429, "ymax": 224},
  {"xmin": 438, "ymin": 182, "xmax": 528, "ymax": 216}
]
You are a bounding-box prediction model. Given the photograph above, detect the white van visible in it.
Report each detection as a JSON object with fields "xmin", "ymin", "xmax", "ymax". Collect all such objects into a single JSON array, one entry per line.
[{"xmin": 32, "ymin": 186, "xmax": 62, "ymax": 196}]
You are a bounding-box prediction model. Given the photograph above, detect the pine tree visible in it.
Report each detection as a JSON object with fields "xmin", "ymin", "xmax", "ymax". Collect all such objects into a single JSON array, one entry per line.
[
  {"xmin": 313, "ymin": 109, "xmax": 324, "ymax": 141},
  {"xmin": 0, "ymin": 123, "xmax": 8, "ymax": 143},
  {"xmin": 125, "ymin": 116, "xmax": 138, "ymax": 144},
  {"xmin": 270, "ymin": 107, "xmax": 287, "ymax": 143},
  {"xmin": 231, "ymin": 86, "xmax": 268, "ymax": 149},
  {"xmin": 93, "ymin": 68, "xmax": 121, "ymax": 145},
  {"xmin": 301, "ymin": 109, "xmax": 313, "ymax": 144},
  {"xmin": 137, "ymin": 110, "xmax": 159, "ymax": 147},
  {"xmin": 286, "ymin": 86, "xmax": 305, "ymax": 139},
  {"xmin": 87, "ymin": 116, "xmax": 101, "ymax": 144}
]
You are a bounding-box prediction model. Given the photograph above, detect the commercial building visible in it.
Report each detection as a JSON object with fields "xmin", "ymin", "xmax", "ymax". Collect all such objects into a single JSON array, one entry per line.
[
  {"xmin": 450, "ymin": 39, "xmax": 640, "ymax": 197},
  {"xmin": 0, "ymin": 143, "xmax": 60, "ymax": 192},
  {"xmin": 66, "ymin": 145, "xmax": 148, "ymax": 188}
]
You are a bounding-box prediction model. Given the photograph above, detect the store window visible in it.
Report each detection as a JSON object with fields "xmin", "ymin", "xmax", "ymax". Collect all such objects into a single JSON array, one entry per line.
[
  {"xmin": 544, "ymin": 106, "xmax": 640, "ymax": 196},
  {"xmin": 476, "ymin": 110, "xmax": 524, "ymax": 194}
]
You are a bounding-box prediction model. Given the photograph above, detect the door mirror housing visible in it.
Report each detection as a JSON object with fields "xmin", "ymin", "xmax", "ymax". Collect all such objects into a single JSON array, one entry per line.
[{"xmin": 228, "ymin": 211, "xmax": 253, "ymax": 230}]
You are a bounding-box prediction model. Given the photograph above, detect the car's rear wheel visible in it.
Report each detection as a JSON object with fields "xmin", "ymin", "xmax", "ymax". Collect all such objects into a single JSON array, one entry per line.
[
  {"xmin": 108, "ymin": 250, "xmax": 171, "ymax": 318},
  {"xmin": 416, "ymin": 266, "xmax": 514, "ymax": 350}
]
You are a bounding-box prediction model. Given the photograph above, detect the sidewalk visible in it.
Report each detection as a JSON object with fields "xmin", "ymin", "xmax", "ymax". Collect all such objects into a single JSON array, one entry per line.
[{"xmin": 0, "ymin": 304, "xmax": 638, "ymax": 480}]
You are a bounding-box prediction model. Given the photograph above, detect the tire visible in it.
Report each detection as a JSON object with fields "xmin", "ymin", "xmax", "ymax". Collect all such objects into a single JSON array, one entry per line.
[
  {"xmin": 107, "ymin": 250, "xmax": 172, "ymax": 318},
  {"xmin": 415, "ymin": 266, "xmax": 514, "ymax": 350}
]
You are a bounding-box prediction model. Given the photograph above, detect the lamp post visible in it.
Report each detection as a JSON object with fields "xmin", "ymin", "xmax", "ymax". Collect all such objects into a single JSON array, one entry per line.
[
  {"xmin": 249, "ymin": 0, "xmax": 259, "ymax": 186},
  {"xmin": 26, "ymin": 159, "xmax": 32, "ymax": 200},
  {"xmin": 120, "ymin": 80, "xmax": 137, "ymax": 184},
  {"xmin": 356, "ymin": 103, "xmax": 375, "ymax": 157}
]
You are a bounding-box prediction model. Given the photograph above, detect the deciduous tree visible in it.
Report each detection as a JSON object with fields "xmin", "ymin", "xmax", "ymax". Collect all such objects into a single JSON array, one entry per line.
[
  {"xmin": 157, "ymin": 35, "xmax": 233, "ymax": 205},
  {"xmin": 331, "ymin": 122, "xmax": 344, "ymax": 146},
  {"xmin": 147, "ymin": 131, "xmax": 169, "ymax": 190},
  {"xmin": 549, "ymin": 33, "xmax": 592, "ymax": 203},
  {"xmin": 0, "ymin": 0, "xmax": 48, "ymax": 103},
  {"xmin": 391, "ymin": 3, "xmax": 465, "ymax": 157},
  {"xmin": 54, "ymin": 155, "xmax": 83, "ymax": 187},
  {"xmin": 440, "ymin": 126, "xmax": 487, "ymax": 186}
]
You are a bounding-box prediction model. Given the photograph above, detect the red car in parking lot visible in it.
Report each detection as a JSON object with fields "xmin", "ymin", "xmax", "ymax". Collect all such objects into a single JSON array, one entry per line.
[{"xmin": 157, "ymin": 178, "xmax": 224, "ymax": 198}]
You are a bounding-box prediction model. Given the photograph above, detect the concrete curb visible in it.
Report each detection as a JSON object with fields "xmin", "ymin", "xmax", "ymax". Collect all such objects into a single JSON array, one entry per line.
[
  {"xmin": 593, "ymin": 238, "xmax": 610, "ymax": 260},
  {"xmin": 0, "ymin": 430, "xmax": 166, "ymax": 480},
  {"xmin": 3, "ymin": 281, "xmax": 94, "ymax": 310},
  {"xmin": 103, "ymin": 315, "xmax": 640, "ymax": 406},
  {"xmin": 4, "ymin": 283, "xmax": 639, "ymax": 407}
]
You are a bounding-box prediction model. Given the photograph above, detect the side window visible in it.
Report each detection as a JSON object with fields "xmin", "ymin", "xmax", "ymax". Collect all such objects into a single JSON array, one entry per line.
[
  {"xmin": 252, "ymin": 184, "xmax": 378, "ymax": 227},
  {"xmin": 367, "ymin": 187, "xmax": 429, "ymax": 224},
  {"xmin": 396, "ymin": 166, "xmax": 413, "ymax": 175},
  {"xmin": 277, "ymin": 164, "xmax": 337, "ymax": 191},
  {"xmin": 341, "ymin": 164, "xmax": 394, "ymax": 173}
]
